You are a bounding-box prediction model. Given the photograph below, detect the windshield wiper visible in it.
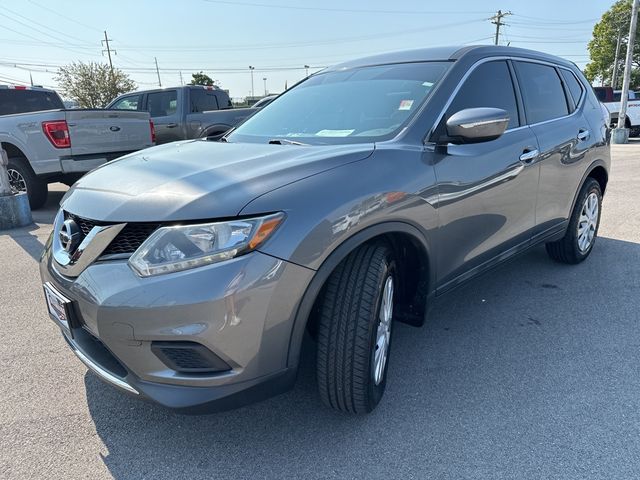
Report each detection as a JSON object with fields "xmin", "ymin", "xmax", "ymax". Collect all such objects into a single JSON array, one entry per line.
[{"xmin": 268, "ymin": 138, "xmax": 308, "ymax": 146}]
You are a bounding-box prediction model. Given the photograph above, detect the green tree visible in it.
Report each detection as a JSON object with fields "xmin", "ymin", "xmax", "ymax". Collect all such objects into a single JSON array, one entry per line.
[
  {"xmin": 585, "ymin": 0, "xmax": 640, "ymax": 87},
  {"xmin": 55, "ymin": 62, "xmax": 136, "ymax": 108},
  {"xmin": 190, "ymin": 71, "xmax": 217, "ymax": 86}
]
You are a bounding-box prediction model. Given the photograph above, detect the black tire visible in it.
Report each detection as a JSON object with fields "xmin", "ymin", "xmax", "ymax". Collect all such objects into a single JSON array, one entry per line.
[
  {"xmin": 316, "ymin": 243, "xmax": 396, "ymax": 414},
  {"xmin": 6, "ymin": 158, "xmax": 48, "ymax": 209},
  {"xmin": 545, "ymin": 178, "xmax": 602, "ymax": 264}
]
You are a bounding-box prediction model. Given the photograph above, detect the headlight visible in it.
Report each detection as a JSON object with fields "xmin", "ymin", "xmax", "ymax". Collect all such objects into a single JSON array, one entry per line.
[{"xmin": 128, "ymin": 213, "xmax": 284, "ymax": 277}]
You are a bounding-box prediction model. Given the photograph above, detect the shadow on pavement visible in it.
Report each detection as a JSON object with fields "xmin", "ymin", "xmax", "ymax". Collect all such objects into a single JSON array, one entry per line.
[{"xmin": 83, "ymin": 236, "xmax": 640, "ymax": 479}]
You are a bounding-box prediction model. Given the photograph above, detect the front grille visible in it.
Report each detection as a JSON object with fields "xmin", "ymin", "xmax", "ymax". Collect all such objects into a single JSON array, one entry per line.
[
  {"xmin": 104, "ymin": 223, "xmax": 160, "ymax": 255},
  {"xmin": 151, "ymin": 341, "xmax": 231, "ymax": 374},
  {"xmin": 67, "ymin": 213, "xmax": 159, "ymax": 256}
]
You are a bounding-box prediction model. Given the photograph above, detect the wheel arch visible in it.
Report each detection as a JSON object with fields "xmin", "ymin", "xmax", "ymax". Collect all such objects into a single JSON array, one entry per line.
[
  {"xmin": 0, "ymin": 141, "xmax": 29, "ymax": 162},
  {"xmin": 567, "ymin": 160, "xmax": 609, "ymax": 223},
  {"xmin": 286, "ymin": 221, "xmax": 434, "ymax": 368}
]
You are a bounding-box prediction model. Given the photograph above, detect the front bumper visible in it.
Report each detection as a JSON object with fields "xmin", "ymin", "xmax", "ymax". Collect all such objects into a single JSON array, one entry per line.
[{"xmin": 40, "ymin": 244, "xmax": 314, "ymax": 412}]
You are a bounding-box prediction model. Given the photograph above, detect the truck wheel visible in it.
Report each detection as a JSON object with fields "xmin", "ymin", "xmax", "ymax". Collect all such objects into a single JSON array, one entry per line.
[
  {"xmin": 545, "ymin": 178, "xmax": 602, "ymax": 264},
  {"xmin": 316, "ymin": 243, "xmax": 396, "ymax": 413},
  {"xmin": 7, "ymin": 158, "xmax": 48, "ymax": 209}
]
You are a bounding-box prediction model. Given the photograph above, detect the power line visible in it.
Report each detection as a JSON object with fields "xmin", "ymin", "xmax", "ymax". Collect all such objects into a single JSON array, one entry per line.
[
  {"xmin": 27, "ymin": 0, "xmax": 103, "ymax": 32},
  {"xmin": 1, "ymin": 4, "xmax": 96, "ymax": 46},
  {"xmin": 112, "ymin": 19, "xmax": 484, "ymax": 53},
  {"xmin": 203, "ymin": 0, "xmax": 490, "ymax": 15},
  {"xmin": 0, "ymin": 11, "xmax": 97, "ymax": 57}
]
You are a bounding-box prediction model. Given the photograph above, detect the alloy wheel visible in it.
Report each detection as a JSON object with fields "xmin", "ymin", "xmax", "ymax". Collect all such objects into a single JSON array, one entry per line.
[
  {"xmin": 373, "ymin": 275, "xmax": 394, "ymax": 385},
  {"xmin": 577, "ymin": 192, "xmax": 599, "ymax": 253},
  {"xmin": 7, "ymin": 168, "xmax": 27, "ymax": 194}
]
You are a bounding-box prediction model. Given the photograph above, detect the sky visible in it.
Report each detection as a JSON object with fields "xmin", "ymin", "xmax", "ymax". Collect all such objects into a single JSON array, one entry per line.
[{"xmin": 0, "ymin": 0, "xmax": 616, "ymax": 100}]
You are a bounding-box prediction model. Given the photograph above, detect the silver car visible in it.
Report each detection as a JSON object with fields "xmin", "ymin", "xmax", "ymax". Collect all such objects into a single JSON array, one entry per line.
[{"xmin": 40, "ymin": 46, "xmax": 610, "ymax": 414}]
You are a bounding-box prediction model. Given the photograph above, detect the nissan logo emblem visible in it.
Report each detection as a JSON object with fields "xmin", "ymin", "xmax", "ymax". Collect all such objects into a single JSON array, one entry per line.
[{"xmin": 59, "ymin": 219, "xmax": 81, "ymax": 253}]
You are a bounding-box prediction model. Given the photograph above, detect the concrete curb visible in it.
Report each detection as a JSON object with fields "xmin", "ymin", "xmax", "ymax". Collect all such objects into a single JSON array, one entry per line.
[{"xmin": 0, "ymin": 192, "xmax": 33, "ymax": 230}]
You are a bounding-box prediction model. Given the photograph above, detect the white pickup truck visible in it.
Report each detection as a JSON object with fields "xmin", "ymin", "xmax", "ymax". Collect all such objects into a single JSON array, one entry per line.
[
  {"xmin": 0, "ymin": 85, "xmax": 154, "ymax": 208},
  {"xmin": 593, "ymin": 86, "xmax": 640, "ymax": 136}
]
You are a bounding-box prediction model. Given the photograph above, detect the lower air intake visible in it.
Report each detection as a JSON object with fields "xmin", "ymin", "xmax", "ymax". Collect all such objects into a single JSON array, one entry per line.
[{"xmin": 151, "ymin": 341, "xmax": 231, "ymax": 374}]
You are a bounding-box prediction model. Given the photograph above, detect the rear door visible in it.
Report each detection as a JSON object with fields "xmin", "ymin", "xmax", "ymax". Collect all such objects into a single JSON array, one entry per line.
[
  {"xmin": 433, "ymin": 60, "xmax": 540, "ymax": 291},
  {"xmin": 66, "ymin": 109, "xmax": 153, "ymax": 156},
  {"xmin": 145, "ymin": 89, "xmax": 182, "ymax": 143},
  {"xmin": 513, "ymin": 61, "xmax": 595, "ymax": 237},
  {"xmin": 185, "ymin": 88, "xmax": 220, "ymax": 138}
]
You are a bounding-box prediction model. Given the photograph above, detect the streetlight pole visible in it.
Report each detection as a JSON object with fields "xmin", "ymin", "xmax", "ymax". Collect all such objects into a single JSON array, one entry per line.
[
  {"xmin": 614, "ymin": 0, "xmax": 639, "ymax": 143},
  {"xmin": 263, "ymin": 77, "xmax": 267, "ymax": 96},
  {"xmin": 249, "ymin": 66, "xmax": 255, "ymax": 98},
  {"xmin": 304, "ymin": 64, "xmax": 309, "ymax": 77}
]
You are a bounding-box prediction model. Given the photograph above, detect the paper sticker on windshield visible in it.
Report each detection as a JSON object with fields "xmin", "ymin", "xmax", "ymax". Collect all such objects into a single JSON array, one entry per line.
[
  {"xmin": 316, "ymin": 129, "xmax": 355, "ymax": 137},
  {"xmin": 398, "ymin": 100, "xmax": 414, "ymax": 111}
]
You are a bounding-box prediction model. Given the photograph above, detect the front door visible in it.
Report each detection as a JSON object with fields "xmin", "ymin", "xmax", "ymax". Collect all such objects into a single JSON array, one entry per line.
[{"xmin": 432, "ymin": 60, "xmax": 540, "ymax": 291}]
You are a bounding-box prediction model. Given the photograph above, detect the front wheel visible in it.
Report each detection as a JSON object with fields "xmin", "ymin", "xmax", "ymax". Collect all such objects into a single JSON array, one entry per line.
[
  {"xmin": 316, "ymin": 243, "xmax": 396, "ymax": 414},
  {"xmin": 545, "ymin": 178, "xmax": 602, "ymax": 264}
]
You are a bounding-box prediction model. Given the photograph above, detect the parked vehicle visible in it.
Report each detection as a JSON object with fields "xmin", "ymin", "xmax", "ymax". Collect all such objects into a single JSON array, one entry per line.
[
  {"xmin": 40, "ymin": 46, "xmax": 610, "ymax": 414},
  {"xmin": 107, "ymin": 85, "xmax": 261, "ymax": 144},
  {"xmin": 0, "ymin": 85, "xmax": 154, "ymax": 209},
  {"xmin": 251, "ymin": 94, "xmax": 278, "ymax": 109},
  {"xmin": 593, "ymin": 86, "xmax": 640, "ymax": 135}
]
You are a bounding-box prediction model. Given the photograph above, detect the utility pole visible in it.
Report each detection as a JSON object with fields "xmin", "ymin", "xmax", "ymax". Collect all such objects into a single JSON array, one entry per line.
[
  {"xmin": 101, "ymin": 30, "xmax": 115, "ymax": 74},
  {"xmin": 154, "ymin": 57, "xmax": 162, "ymax": 87},
  {"xmin": 489, "ymin": 10, "xmax": 512, "ymax": 46},
  {"xmin": 249, "ymin": 66, "xmax": 255, "ymax": 97},
  {"xmin": 614, "ymin": 0, "xmax": 639, "ymax": 143},
  {"xmin": 304, "ymin": 64, "xmax": 309, "ymax": 77},
  {"xmin": 179, "ymin": 71, "xmax": 184, "ymax": 85},
  {"xmin": 263, "ymin": 77, "xmax": 267, "ymax": 96}
]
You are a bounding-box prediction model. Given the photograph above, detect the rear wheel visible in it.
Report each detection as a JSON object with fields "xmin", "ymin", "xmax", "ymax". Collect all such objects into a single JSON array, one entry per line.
[
  {"xmin": 316, "ymin": 243, "xmax": 396, "ymax": 414},
  {"xmin": 545, "ymin": 178, "xmax": 602, "ymax": 264},
  {"xmin": 7, "ymin": 158, "xmax": 48, "ymax": 209}
]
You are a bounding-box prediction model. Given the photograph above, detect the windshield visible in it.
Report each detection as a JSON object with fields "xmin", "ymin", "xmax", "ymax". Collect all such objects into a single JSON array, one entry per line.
[{"xmin": 227, "ymin": 61, "xmax": 450, "ymax": 145}]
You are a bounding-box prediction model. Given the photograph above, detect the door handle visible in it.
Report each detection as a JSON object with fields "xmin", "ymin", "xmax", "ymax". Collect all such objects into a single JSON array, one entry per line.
[
  {"xmin": 577, "ymin": 129, "xmax": 590, "ymax": 141},
  {"xmin": 166, "ymin": 123, "xmax": 178, "ymax": 128},
  {"xmin": 519, "ymin": 148, "xmax": 539, "ymax": 164}
]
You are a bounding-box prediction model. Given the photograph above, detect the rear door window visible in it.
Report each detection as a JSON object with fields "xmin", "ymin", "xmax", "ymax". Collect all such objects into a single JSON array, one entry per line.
[
  {"xmin": 559, "ymin": 69, "xmax": 584, "ymax": 111},
  {"xmin": 0, "ymin": 89, "xmax": 64, "ymax": 115},
  {"xmin": 446, "ymin": 60, "xmax": 520, "ymax": 129},
  {"xmin": 515, "ymin": 61, "xmax": 569, "ymax": 124},
  {"xmin": 110, "ymin": 94, "xmax": 142, "ymax": 110},
  {"xmin": 147, "ymin": 90, "xmax": 178, "ymax": 117},
  {"xmin": 190, "ymin": 89, "xmax": 219, "ymax": 112}
]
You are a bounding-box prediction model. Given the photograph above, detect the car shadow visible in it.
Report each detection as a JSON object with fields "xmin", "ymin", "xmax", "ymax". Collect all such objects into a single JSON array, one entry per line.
[{"xmin": 80, "ymin": 236, "xmax": 639, "ymax": 478}]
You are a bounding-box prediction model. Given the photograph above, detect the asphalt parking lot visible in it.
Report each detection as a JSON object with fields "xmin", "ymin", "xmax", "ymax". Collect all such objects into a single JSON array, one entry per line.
[{"xmin": 1, "ymin": 142, "xmax": 639, "ymax": 479}]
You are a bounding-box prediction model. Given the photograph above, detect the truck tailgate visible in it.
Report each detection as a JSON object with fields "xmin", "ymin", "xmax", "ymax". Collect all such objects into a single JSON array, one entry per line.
[{"xmin": 65, "ymin": 109, "xmax": 152, "ymax": 156}]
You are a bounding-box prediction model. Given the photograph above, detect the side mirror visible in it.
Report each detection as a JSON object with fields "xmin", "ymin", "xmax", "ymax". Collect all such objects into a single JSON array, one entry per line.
[{"xmin": 442, "ymin": 107, "xmax": 509, "ymax": 145}]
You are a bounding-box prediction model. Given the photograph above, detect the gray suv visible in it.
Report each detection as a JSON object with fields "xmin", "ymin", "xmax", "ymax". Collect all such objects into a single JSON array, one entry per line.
[{"xmin": 40, "ymin": 46, "xmax": 610, "ymax": 414}]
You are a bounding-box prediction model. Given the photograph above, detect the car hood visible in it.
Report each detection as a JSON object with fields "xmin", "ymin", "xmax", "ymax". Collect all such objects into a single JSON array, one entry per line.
[{"xmin": 61, "ymin": 140, "xmax": 374, "ymax": 222}]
